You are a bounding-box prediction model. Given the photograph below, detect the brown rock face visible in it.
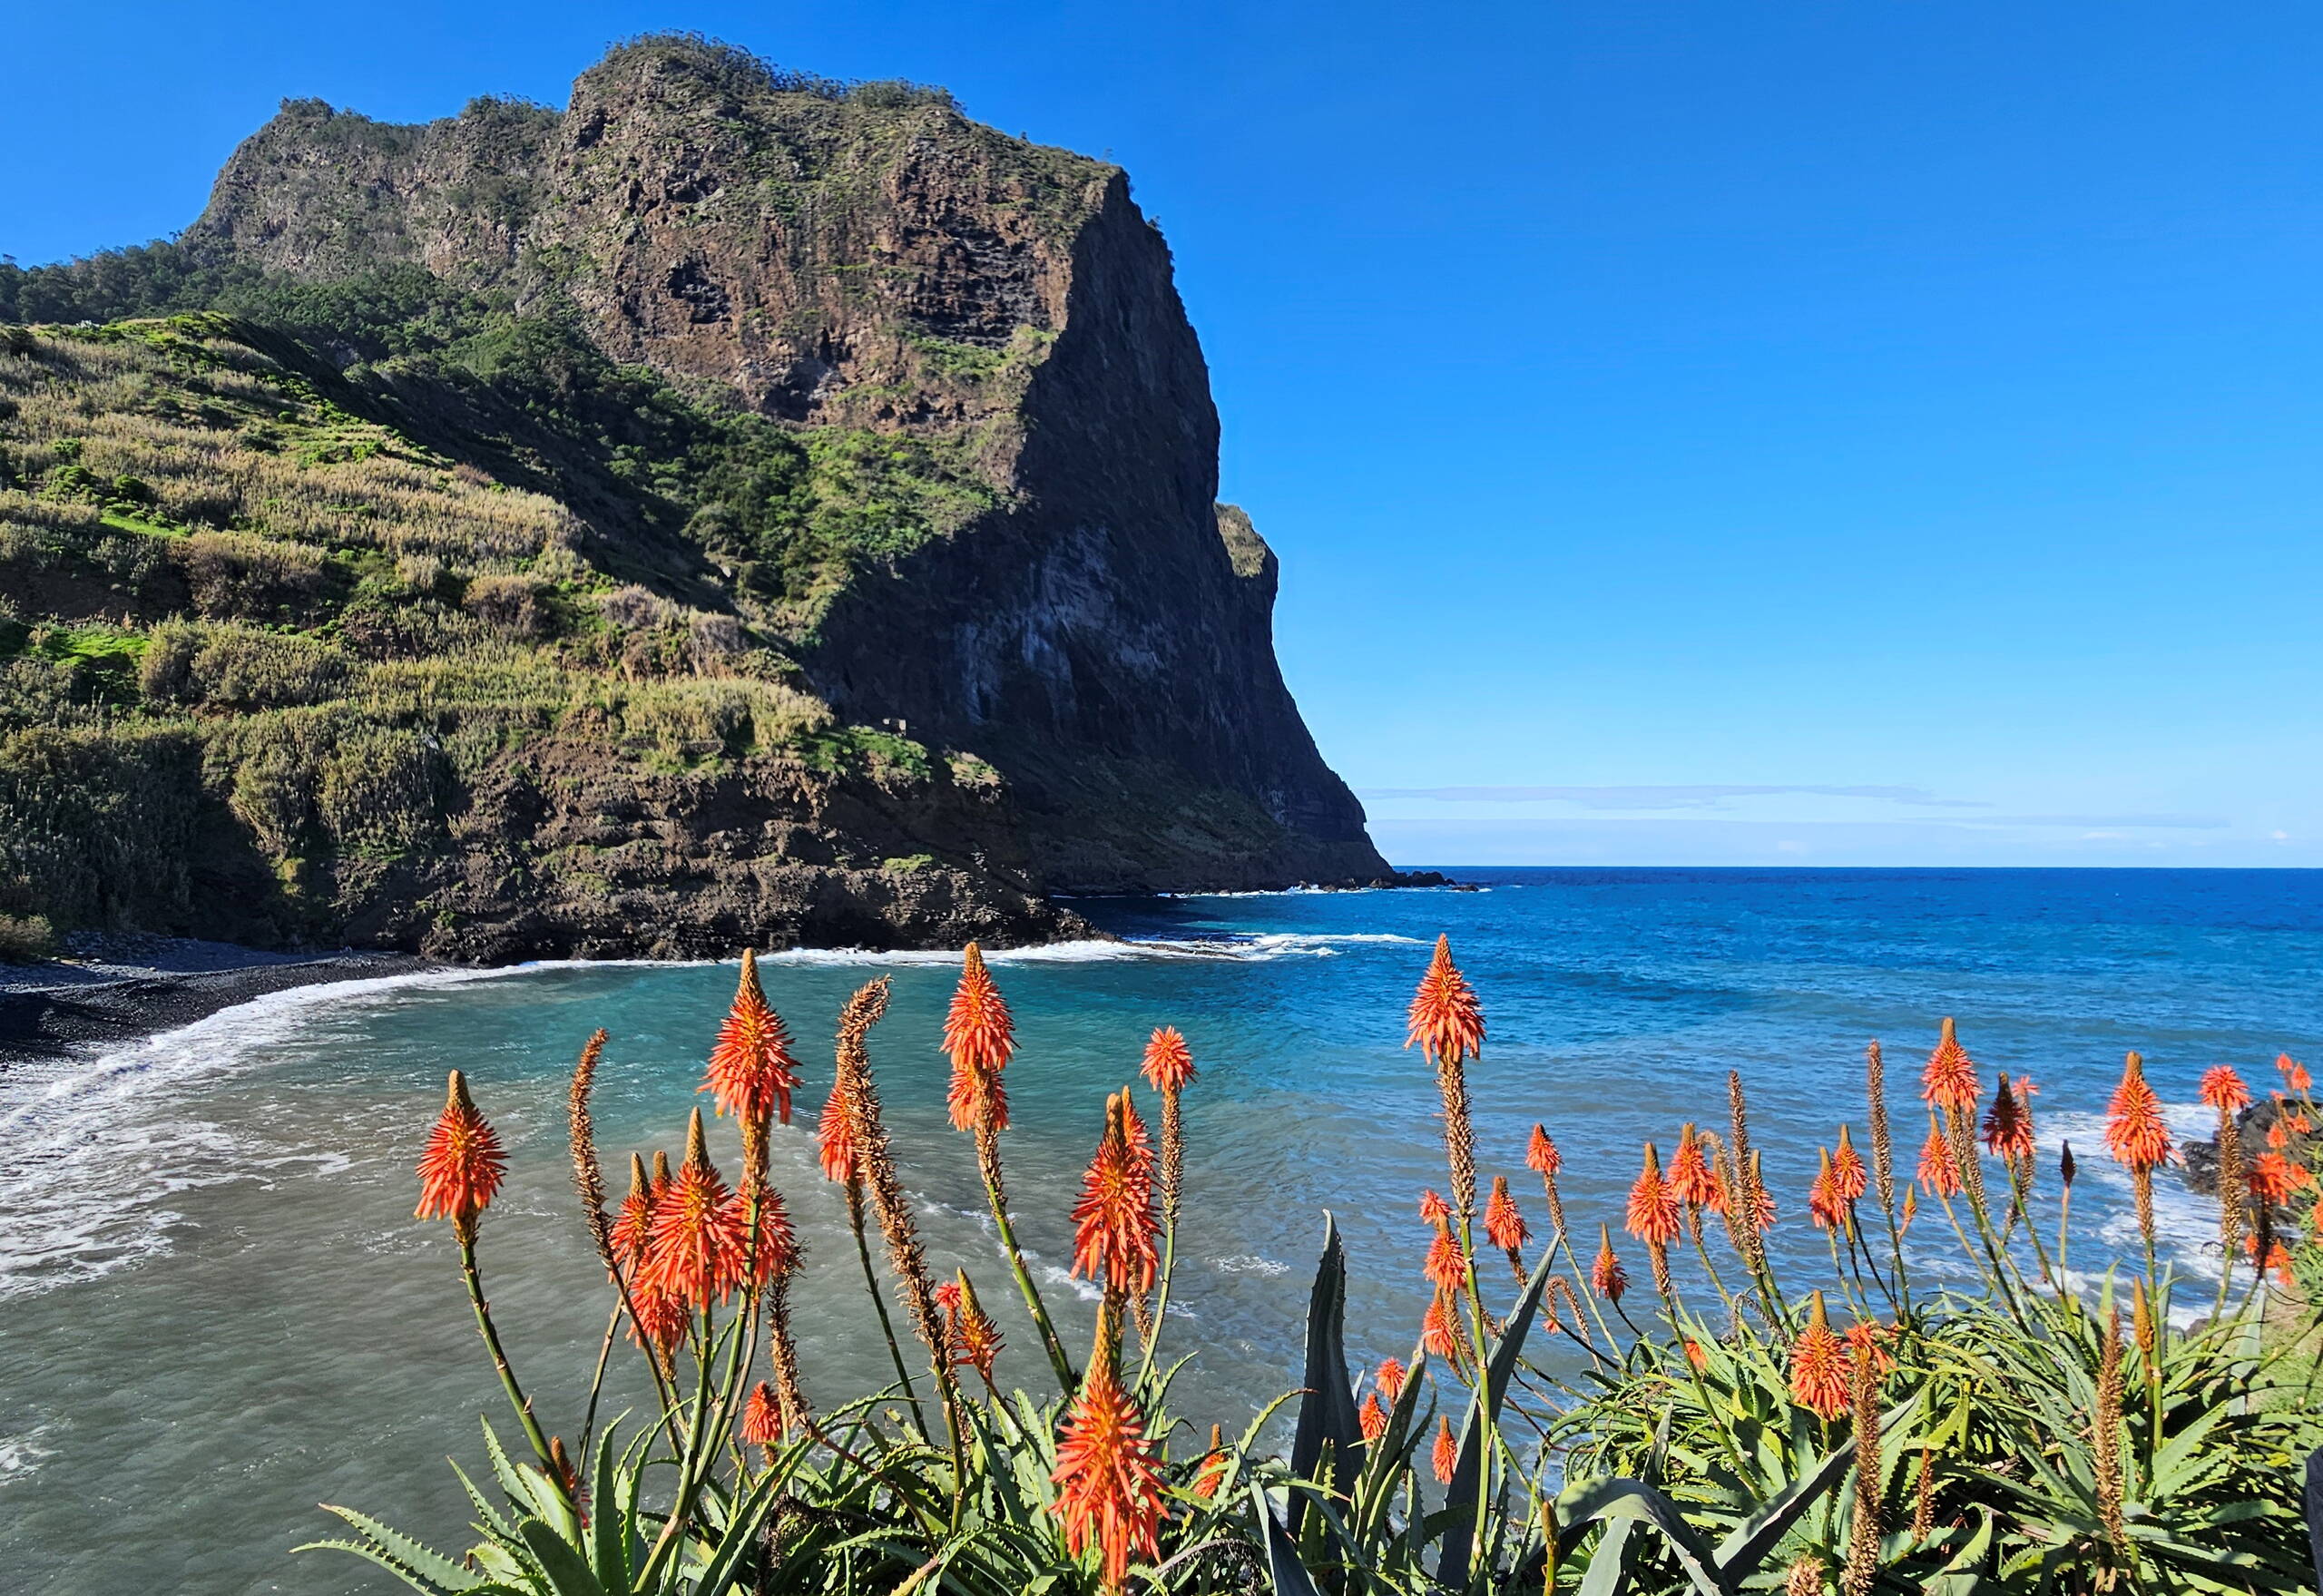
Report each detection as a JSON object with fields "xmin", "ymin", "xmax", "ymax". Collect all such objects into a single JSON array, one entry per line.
[{"xmin": 188, "ymin": 39, "xmax": 1388, "ymax": 894}]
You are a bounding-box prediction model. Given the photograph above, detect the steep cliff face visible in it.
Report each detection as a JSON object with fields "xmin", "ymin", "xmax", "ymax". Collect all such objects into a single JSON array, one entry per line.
[
  {"xmin": 188, "ymin": 40, "xmax": 1385, "ymax": 891},
  {"xmin": 9, "ymin": 38, "xmax": 1387, "ymax": 949}
]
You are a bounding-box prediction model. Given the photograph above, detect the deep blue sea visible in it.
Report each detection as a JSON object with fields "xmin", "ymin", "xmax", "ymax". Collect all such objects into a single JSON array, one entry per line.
[{"xmin": 3, "ymin": 867, "xmax": 2318, "ymax": 1592}]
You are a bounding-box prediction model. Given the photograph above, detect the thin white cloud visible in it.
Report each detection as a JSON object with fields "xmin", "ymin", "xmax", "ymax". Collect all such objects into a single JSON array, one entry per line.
[{"xmin": 1354, "ymin": 783, "xmax": 1985, "ymax": 809}]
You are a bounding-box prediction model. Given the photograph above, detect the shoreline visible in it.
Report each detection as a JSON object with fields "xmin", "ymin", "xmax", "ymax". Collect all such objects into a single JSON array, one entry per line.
[{"xmin": 0, "ymin": 936, "xmax": 446, "ymax": 1067}]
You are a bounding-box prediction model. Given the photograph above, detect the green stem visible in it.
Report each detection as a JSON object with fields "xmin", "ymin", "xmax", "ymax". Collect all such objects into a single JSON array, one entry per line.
[
  {"xmin": 456, "ymin": 1229, "xmax": 565, "ymax": 1495},
  {"xmin": 980, "ymin": 1155, "xmax": 1074, "ymax": 1391}
]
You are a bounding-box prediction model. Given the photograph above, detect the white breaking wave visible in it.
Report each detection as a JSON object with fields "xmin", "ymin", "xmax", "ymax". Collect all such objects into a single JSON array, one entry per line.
[{"xmin": 0, "ymin": 926, "xmax": 1418, "ymax": 1302}]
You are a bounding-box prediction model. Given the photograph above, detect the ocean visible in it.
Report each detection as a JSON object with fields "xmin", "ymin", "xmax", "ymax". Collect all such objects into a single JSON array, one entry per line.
[{"xmin": 2, "ymin": 867, "xmax": 2318, "ymax": 1592}]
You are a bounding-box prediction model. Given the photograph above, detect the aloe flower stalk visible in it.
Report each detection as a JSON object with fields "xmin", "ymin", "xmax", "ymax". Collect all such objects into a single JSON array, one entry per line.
[
  {"xmin": 417, "ymin": 1071, "xmax": 564, "ymax": 1493},
  {"xmin": 943, "ymin": 944, "xmax": 1073, "ymax": 1387}
]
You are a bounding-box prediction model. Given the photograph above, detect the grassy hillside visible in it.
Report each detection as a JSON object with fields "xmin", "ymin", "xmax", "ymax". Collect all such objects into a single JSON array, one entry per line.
[{"xmin": 0, "ymin": 312, "xmax": 1050, "ymax": 955}]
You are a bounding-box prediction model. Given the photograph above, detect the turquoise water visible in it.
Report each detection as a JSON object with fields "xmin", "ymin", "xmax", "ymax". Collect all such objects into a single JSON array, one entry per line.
[{"xmin": 4, "ymin": 867, "xmax": 2319, "ymax": 1592}]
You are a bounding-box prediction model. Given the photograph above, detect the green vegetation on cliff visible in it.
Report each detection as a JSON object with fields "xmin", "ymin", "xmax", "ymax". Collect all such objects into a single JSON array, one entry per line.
[{"xmin": 0, "ymin": 313, "xmax": 1047, "ymax": 955}]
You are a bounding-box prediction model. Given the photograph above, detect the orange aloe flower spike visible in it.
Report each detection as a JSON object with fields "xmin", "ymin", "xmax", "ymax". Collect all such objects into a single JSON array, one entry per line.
[
  {"xmin": 609, "ymin": 1151, "xmax": 653, "ymax": 1269},
  {"xmin": 1423, "ymin": 1227, "xmax": 1470, "ymax": 1295},
  {"xmin": 1808, "ymin": 1149, "xmax": 1843, "ymax": 1231},
  {"xmin": 1377, "ymin": 1356, "xmax": 1408, "ymax": 1405},
  {"xmin": 1920, "ymin": 1017, "xmax": 1979, "ymax": 1116},
  {"xmin": 2103, "ymin": 1053, "xmax": 2173, "ymax": 1170},
  {"xmin": 1417, "ymin": 1188, "xmax": 1452, "ymax": 1228},
  {"xmin": 1916, "ymin": 1113, "xmax": 1962, "ymax": 1198},
  {"xmin": 704, "ymin": 949, "xmax": 801, "ymax": 1127},
  {"xmin": 1358, "ymin": 1391, "xmax": 1387, "ymax": 1442},
  {"xmin": 1590, "ymin": 1223, "xmax": 1629, "ymax": 1303},
  {"xmin": 943, "ymin": 944, "xmax": 1014, "ymax": 1133},
  {"xmin": 1830, "ymin": 1125, "xmax": 1868, "ymax": 1204},
  {"xmin": 1421, "ymin": 1294, "xmax": 1462, "ymax": 1358},
  {"xmin": 817, "ymin": 1072, "xmax": 862, "ymax": 1185},
  {"xmin": 641, "ymin": 1109, "xmax": 748, "ymax": 1308},
  {"xmin": 1050, "ymin": 1357, "xmax": 1166, "ymax": 1591},
  {"xmin": 1525, "ymin": 1123, "xmax": 1561, "ymax": 1177},
  {"xmin": 1069, "ymin": 1092, "xmax": 1161, "ymax": 1296},
  {"xmin": 2199, "ymin": 1065, "xmax": 2250, "ymax": 1113},
  {"xmin": 416, "ymin": 1071, "xmax": 506, "ymax": 1231},
  {"xmin": 1406, "ymin": 935, "xmax": 1485, "ymax": 1068},
  {"xmin": 1141, "ymin": 1026, "xmax": 1196, "ymax": 1093},
  {"xmin": 1668, "ymin": 1123, "xmax": 1720, "ymax": 1209},
  {"xmin": 1484, "ymin": 1176, "xmax": 1531, "ymax": 1252},
  {"xmin": 2280, "ymin": 1053, "xmax": 2313, "ymax": 1095},
  {"xmin": 1430, "ymin": 1414, "xmax": 1458, "ymax": 1483},
  {"xmin": 1624, "ymin": 1143, "xmax": 1682, "ymax": 1248},
  {"xmin": 1789, "ymin": 1291, "xmax": 1851, "ymax": 1420},
  {"xmin": 740, "ymin": 1379, "xmax": 784, "ymax": 1446}
]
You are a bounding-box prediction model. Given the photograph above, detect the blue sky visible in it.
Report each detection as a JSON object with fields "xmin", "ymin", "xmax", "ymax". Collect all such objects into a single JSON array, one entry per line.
[{"xmin": 8, "ymin": 3, "xmax": 2320, "ymax": 867}]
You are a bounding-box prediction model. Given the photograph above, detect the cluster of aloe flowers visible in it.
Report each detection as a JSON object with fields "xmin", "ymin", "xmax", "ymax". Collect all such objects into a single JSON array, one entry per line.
[{"xmin": 323, "ymin": 936, "xmax": 2322, "ymax": 1596}]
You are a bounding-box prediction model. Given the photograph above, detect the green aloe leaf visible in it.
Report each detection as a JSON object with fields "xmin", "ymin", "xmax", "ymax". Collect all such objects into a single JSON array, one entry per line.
[
  {"xmin": 1250, "ymin": 1481, "xmax": 1328, "ymax": 1596},
  {"xmin": 1288, "ymin": 1214, "xmax": 1364, "ymax": 1530}
]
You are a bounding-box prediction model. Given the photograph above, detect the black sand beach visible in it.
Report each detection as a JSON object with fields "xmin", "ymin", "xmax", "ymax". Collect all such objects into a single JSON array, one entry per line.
[{"xmin": 0, "ymin": 935, "xmax": 437, "ymax": 1065}]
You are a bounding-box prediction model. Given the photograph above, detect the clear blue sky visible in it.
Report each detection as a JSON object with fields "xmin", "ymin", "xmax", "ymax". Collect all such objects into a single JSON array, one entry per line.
[{"xmin": 9, "ymin": 3, "xmax": 2320, "ymax": 867}]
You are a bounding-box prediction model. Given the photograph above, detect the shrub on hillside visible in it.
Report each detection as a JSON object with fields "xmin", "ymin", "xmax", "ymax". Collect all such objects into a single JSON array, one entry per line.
[
  {"xmin": 141, "ymin": 621, "xmax": 348, "ymax": 709},
  {"xmin": 0, "ymin": 911, "xmax": 54, "ymax": 963},
  {"xmin": 174, "ymin": 531, "xmax": 329, "ymax": 622}
]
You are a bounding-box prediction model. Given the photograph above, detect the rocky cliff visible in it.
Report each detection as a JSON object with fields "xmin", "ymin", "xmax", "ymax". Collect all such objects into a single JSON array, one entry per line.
[{"xmin": 0, "ymin": 38, "xmax": 1395, "ymax": 958}]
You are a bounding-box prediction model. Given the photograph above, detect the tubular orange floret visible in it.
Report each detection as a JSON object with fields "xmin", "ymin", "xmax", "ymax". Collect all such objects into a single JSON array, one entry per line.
[
  {"xmin": 1070, "ymin": 1091, "xmax": 1162, "ymax": 1297},
  {"xmin": 1377, "ymin": 1356, "xmax": 1408, "ymax": 1405},
  {"xmin": 1982, "ymin": 1072, "xmax": 2034, "ymax": 1164},
  {"xmin": 641, "ymin": 1109, "xmax": 748, "ymax": 1308},
  {"xmin": 2103, "ymin": 1052, "xmax": 2174, "ymax": 1170},
  {"xmin": 1484, "ymin": 1176, "xmax": 1530, "ymax": 1253},
  {"xmin": 1590, "ymin": 1224, "xmax": 1629, "ymax": 1303},
  {"xmin": 609, "ymin": 1151, "xmax": 653, "ymax": 1271},
  {"xmin": 703, "ymin": 949, "xmax": 801, "ymax": 1129},
  {"xmin": 1789, "ymin": 1292, "xmax": 1851, "ymax": 1421},
  {"xmin": 1830, "ymin": 1125, "xmax": 1868, "ymax": 1204},
  {"xmin": 943, "ymin": 943, "xmax": 1014, "ymax": 1134},
  {"xmin": 1358, "ymin": 1391, "xmax": 1387, "ymax": 1441},
  {"xmin": 2200, "ymin": 1065, "xmax": 2251, "ymax": 1113},
  {"xmin": 740, "ymin": 1379, "xmax": 784, "ymax": 1447},
  {"xmin": 1921, "ymin": 1016, "xmax": 1980, "ymax": 1116},
  {"xmin": 1141, "ymin": 1026, "xmax": 1196, "ymax": 1094},
  {"xmin": 1669, "ymin": 1123, "xmax": 1720, "ymax": 1209},
  {"xmin": 1430, "ymin": 1414, "xmax": 1458, "ymax": 1484},
  {"xmin": 1417, "ymin": 1188, "xmax": 1451, "ymax": 1229},
  {"xmin": 416, "ymin": 1071, "xmax": 507, "ymax": 1231},
  {"xmin": 1050, "ymin": 1356, "xmax": 1166, "ymax": 1591},
  {"xmin": 1407, "ymin": 935, "xmax": 1485, "ymax": 1068},
  {"xmin": 1525, "ymin": 1123, "xmax": 1562, "ymax": 1177},
  {"xmin": 1624, "ymin": 1143, "xmax": 1682, "ymax": 1248},
  {"xmin": 2281, "ymin": 1053, "xmax": 2313, "ymax": 1095},
  {"xmin": 1917, "ymin": 1113, "xmax": 1962, "ymax": 1198}
]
